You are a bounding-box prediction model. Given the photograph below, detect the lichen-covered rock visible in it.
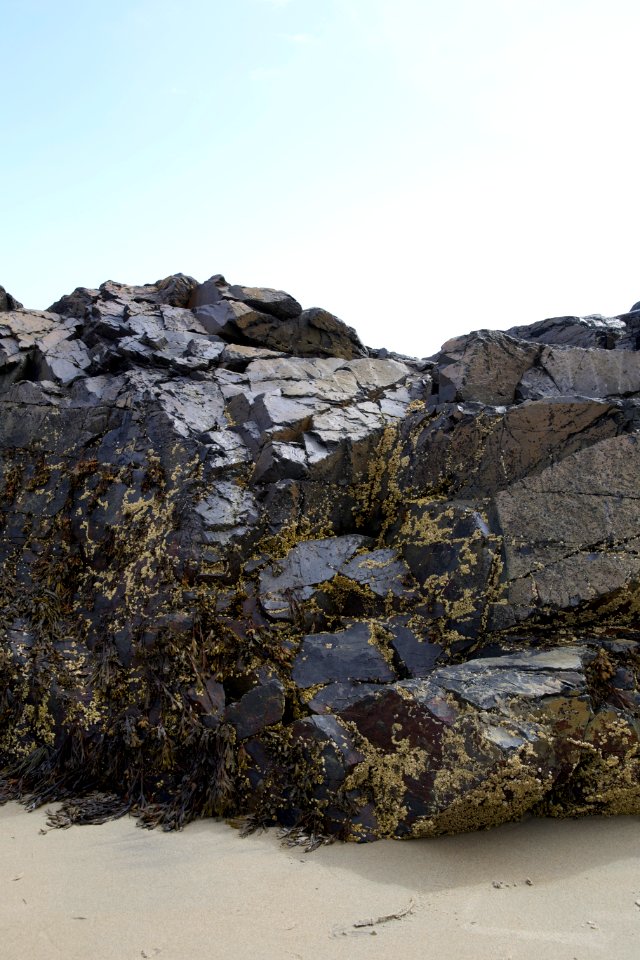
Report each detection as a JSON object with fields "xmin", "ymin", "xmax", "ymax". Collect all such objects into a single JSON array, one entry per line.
[{"xmin": 0, "ymin": 275, "xmax": 639, "ymax": 841}]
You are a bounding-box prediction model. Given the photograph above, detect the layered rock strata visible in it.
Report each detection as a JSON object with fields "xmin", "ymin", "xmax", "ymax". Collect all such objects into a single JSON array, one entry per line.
[{"xmin": 0, "ymin": 275, "xmax": 639, "ymax": 841}]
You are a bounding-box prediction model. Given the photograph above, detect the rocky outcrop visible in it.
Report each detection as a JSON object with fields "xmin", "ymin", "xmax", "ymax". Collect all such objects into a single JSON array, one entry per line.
[
  {"xmin": 0, "ymin": 286, "xmax": 22, "ymax": 312},
  {"xmin": 0, "ymin": 276, "xmax": 639, "ymax": 842},
  {"xmin": 189, "ymin": 275, "xmax": 366, "ymax": 359}
]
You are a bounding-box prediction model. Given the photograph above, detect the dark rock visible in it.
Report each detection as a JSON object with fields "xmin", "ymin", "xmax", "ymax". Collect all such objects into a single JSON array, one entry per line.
[
  {"xmin": 385, "ymin": 617, "xmax": 443, "ymax": 678},
  {"xmin": 0, "ymin": 286, "xmax": 23, "ymax": 312},
  {"xmin": 293, "ymin": 308, "xmax": 366, "ymax": 360},
  {"xmin": 191, "ymin": 274, "xmax": 301, "ymax": 320},
  {"xmin": 258, "ymin": 535, "xmax": 371, "ymax": 619},
  {"xmin": 236, "ymin": 305, "xmax": 366, "ymax": 360},
  {"xmin": 292, "ymin": 622, "xmax": 397, "ymax": 688},
  {"xmin": 36, "ymin": 332, "xmax": 92, "ymax": 384},
  {"xmin": 306, "ymin": 681, "xmax": 382, "ymax": 714},
  {"xmin": 435, "ymin": 331, "xmax": 540, "ymax": 404},
  {"xmin": 187, "ymin": 677, "xmax": 226, "ymax": 728},
  {"xmin": 48, "ymin": 286, "xmax": 98, "ymax": 319},
  {"xmin": 190, "ymin": 276, "xmax": 362, "ymax": 359},
  {"xmin": 225, "ymin": 677, "xmax": 285, "ymax": 739},
  {"xmin": 491, "ymin": 433, "xmax": 640, "ymax": 628},
  {"xmin": 506, "ymin": 314, "xmax": 627, "ymax": 350},
  {"xmin": 339, "ymin": 548, "xmax": 415, "ymax": 598},
  {"xmin": 517, "ymin": 344, "xmax": 640, "ymax": 400},
  {"xmin": 432, "ymin": 647, "xmax": 589, "ymax": 710},
  {"xmin": 225, "ymin": 283, "xmax": 302, "ymax": 320},
  {"xmin": 391, "ymin": 393, "xmax": 626, "ymax": 507},
  {"xmin": 1, "ymin": 269, "xmax": 640, "ymax": 842},
  {"xmin": 252, "ymin": 441, "xmax": 308, "ymax": 483},
  {"xmin": 99, "ymin": 274, "xmax": 198, "ymax": 308}
]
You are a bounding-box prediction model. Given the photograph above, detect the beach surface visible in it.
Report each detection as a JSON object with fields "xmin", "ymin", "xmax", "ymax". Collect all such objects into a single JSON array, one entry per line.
[{"xmin": 1, "ymin": 802, "xmax": 638, "ymax": 960}]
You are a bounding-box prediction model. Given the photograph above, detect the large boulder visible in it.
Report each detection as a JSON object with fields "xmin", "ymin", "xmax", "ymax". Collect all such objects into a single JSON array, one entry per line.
[
  {"xmin": 0, "ymin": 283, "xmax": 639, "ymax": 841},
  {"xmin": 190, "ymin": 275, "xmax": 367, "ymax": 359}
]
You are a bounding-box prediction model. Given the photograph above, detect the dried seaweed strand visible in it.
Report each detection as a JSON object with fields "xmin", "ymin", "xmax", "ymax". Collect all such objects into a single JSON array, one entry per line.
[{"xmin": 352, "ymin": 899, "xmax": 415, "ymax": 928}]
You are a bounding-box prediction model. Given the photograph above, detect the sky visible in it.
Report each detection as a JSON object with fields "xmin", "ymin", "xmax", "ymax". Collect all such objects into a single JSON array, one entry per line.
[{"xmin": 3, "ymin": 0, "xmax": 640, "ymax": 357}]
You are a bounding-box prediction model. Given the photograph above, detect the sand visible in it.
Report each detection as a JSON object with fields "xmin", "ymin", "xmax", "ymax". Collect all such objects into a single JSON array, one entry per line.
[{"xmin": 1, "ymin": 803, "xmax": 638, "ymax": 960}]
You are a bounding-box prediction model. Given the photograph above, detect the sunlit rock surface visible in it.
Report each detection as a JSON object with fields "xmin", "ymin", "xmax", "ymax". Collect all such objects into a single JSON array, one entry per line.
[{"xmin": 0, "ymin": 275, "xmax": 639, "ymax": 841}]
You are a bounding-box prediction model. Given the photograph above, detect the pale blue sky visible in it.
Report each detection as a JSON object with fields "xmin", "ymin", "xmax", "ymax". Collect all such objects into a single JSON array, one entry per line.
[{"xmin": 3, "ymin": 0, "xmax": 640, "ymax": 356}]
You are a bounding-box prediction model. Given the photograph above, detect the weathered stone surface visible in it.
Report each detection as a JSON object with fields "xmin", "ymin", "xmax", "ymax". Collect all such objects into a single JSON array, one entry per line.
[
  {"xmin": 225, "ymin": 676, "xmax": 285, "ymax": 739},
  {"xmin": 391, "ymin": 396, "xmax": 627, "ymax": 507},
  {"xmin": 47, "ymin": 285, "xmax": 99, "ymax": 319},
  {"xmin": 1, "ymin": 276, "xmax": 639, "ymax": 842},
  {"xmin": 292, "ymin": 622, "xmax": 397, "ymax": 688},
  {"xmin": 435, "ymin": 331, "xmax": 540, "ymax": 404},
  {"xmin": 190, "ymin": 274, "xmax": 301, "ymax": 320},
  {"xmin": 225, "ymin": 283, "xmax": 302, "ymax": 320},
  {"xmin": 385, "ymin": 616, "xmax": 443, "ymax": 678},
  {"xmin": 491, "ymin": 433, "xmax": 640, "ymax": 628},
  {"xmin": 260, "ymin": 535, "xmax": 371, "ymax": 597},
  {"xmin": 0, "ymin": 286, "xmax": 23, "ymax": 312},
  {"xmin": 190, "ymin": 275, "xmax": 365, "ymax": 359},
  {"xmin": 518, "ymin": 343, "xmax": 640, "ymax": 400},
  {"xmin": 306, "ymin": 681, "xmax": 382, "ymax": 715},
  {"xmin": 506, "ymin": 314, "xmax": 628, "ymax": 350}
]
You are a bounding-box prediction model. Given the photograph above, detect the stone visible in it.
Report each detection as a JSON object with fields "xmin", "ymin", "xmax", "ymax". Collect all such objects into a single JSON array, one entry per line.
[
  {"xmin": 1, "ymin": 270, "xmax": 639, "ymax": 842},
  {"xmin": 385, "ymin": 617, "xmax": 443, "ymax": 678},
  {"xmin": 187, "ymin": 677, "xmax": 226, "ymax": 728},
  {"xmin": 339, "ymin": 548, "xmax": 416, "ymax": 598},
  {"xmin": 394, "ymin": 397, "xmax": 623, "ymax": 501},
  {"xmin": 191, "ymin": 275, "xmax": 301, "ymax": 320},
  {"xmin": 292, "ymin": 622, "xmax": 397, "ymax": 688},
  {"xmin": 258, "ymin": 535, "xmax": 371, "ymax": 620},
  {"xmin": 431, "ymin": 647, "xmax": 589, "ymax": 710},
  {"xmin": 189, "ymin": 276, "xmax": 362, "ymax": 359},
  {"xmin": 507, "ymin": 314, "xmax": 627, "ymax": 350},
  {"xmin": 36, "ymin": 334, "xmax": 92, "ymax": 385},
  {"xmin": 225, "ymin": 676, "xmax": 285, "ymax": 739},
  {"xmin": 491, "ymin": 433, "xmax": 640, "ymax": 627},
  {"xmin": 48, "ymin": 286, "xmax": 98, "ymax": 319},
  {"xmin": 517, "ymin": 344, "xmax": 640, "ymax": 400},
  {"xmin": 435, "ymin": 331, "xmax": 540, "ymax": 405},
  {"xmin": 0, "ymin": 286, "xmax": 23, "ymax": 312},
  {"xmin": 259, "ymin": 535, "xmax": 371, "ymax": 597},
  {"xmin": 252, "ymin": 441, "xmax": 308, "ymax": 484},
  {"xmin": 291, "ymin": 307, "xmax": 367, "ymax": 360},
  {"xmin": 194, "ymin": 481, "xmax": 259, "ymax": 543},
  {"xmin": 306, "ymin": 681, "xmax": 383, "ymax": 714},
  {"xmin": 100, "ymin": 274, "xmax": 199, "ymax": 308},
  {"xmin": 225, "ymin": 284, "xmax": 302, "ymax": 320}
]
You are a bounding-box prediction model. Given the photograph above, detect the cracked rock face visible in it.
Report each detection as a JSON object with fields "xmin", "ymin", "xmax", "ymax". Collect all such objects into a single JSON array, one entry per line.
[{"xmin": 1, "ymin": 274, "xmax": 639, "ymax": 841}]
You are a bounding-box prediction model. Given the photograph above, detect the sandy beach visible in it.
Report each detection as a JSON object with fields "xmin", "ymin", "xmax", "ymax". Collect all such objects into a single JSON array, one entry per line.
[{"xmin": 1, "ymin": 803, "xmax": 638, "ymax": 960}]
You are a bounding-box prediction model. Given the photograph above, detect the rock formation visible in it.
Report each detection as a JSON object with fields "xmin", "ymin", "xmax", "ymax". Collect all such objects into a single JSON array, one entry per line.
[{"xmin": 0, "ymin": 275, "xmax": 638, "ymax": 842}]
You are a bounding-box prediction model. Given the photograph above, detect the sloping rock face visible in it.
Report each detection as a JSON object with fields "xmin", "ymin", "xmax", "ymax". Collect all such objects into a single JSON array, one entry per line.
[{"xmin": 1, "ymin": 279, "xmax": 639, "ymax": 841}]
